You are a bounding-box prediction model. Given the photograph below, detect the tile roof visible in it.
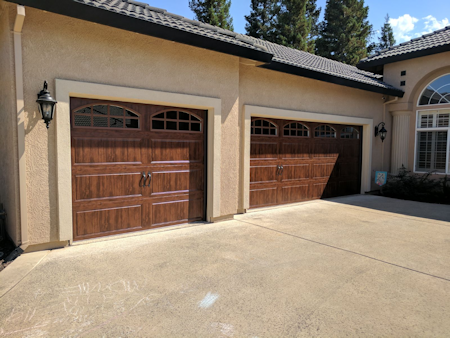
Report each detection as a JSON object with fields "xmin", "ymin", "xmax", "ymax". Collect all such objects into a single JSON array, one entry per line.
[
  {"xmin": 11, "ymin": 0, "xmax": 403, "ymax": 96},
  {"xmin": 358, "ymin": 25, "xmax": 450, "ymax": 68}
]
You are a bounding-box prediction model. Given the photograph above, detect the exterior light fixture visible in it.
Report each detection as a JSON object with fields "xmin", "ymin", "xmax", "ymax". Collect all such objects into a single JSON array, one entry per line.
[
  {"xmin": 36, "ymin": 81, "xmax": 57, "ymax": 129},
  {"xmin": 375, "ymin": 122, "xmax": 387, "ymax": 142}
]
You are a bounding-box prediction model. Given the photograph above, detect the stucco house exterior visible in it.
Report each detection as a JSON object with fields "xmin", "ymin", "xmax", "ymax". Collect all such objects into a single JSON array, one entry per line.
[{"xmin": 0, "ymin": 0, "xmax": 448, "ymax": 251}]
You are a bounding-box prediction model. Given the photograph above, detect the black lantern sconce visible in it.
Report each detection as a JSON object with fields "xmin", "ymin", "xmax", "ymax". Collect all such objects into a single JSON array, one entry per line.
[
  {"xmin": 36, "ymin": 81, "xmax": 57, "ymax": 129},
  {"xmin": 375, "ymin": 122, "xmax": 387, "ymax": 142}
]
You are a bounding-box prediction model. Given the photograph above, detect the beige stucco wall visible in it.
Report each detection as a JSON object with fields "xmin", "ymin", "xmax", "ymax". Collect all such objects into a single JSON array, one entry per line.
[
  {"xmin": 17, "ymin": 5, "xmax": 390, "ymax": 246},
  {"xmin": 239, "ymin": 64, "xmax": 390, "ymax": 195},
  {"xmin": 384, "ymin": 52, "xmax": 450, "ymax": 172},
  {"xmin": 0, "ymin": 2, "xmax": 20, "ymax": 245}
]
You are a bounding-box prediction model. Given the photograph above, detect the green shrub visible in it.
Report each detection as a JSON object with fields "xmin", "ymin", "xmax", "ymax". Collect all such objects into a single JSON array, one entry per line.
[{"xmin": 381, "ymin": 166, "xmax": 450, "ymax": 204}]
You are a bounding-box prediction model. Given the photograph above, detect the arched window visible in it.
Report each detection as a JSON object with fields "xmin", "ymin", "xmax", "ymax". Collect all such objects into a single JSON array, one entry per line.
[
  {"xmin": 419, "ymin": 74, "xmax": 450, "ymax": 106},
  {"xmin": 251, "ymin": 119, "xmax": 277, "ymax": 136},
  {"xmin": 341, "ymin": 127, "xmax": 359, "ymax": 139},
  {"xmin": 73, "ymin": 104, "xmax": 140, "ymax": 129},
  {"xmin": 315, "ymin": 125, "xmax": 336, "ymax": 138},
  {"xmin": 283, "ymin": 122, "xmax": 309, "ymax": 137},
  {"xmin": 151, "ymin": 110, "xmax": 202, "ymax": 132}
]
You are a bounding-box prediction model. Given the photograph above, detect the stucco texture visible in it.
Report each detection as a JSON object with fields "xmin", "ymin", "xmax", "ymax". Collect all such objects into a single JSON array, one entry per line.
[
  {"xmin": 384, "ymin": 52, "xmax": 450, "ymax": 172},
  {"xmin": 0, "ymin": 2, "xmax": 20, "ymax": 245},
  {"xmin": 18, "ymin": 6, "xmax": 390, "ymax": 245}
]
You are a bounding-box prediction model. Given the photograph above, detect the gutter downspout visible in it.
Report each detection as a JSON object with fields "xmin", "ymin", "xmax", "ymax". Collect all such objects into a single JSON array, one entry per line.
[
  {"xmin": 13, "ymin": 4, "xmax": 28, "ymax": 249},
  {"xmin": 383, "ymin": 96, "xmax": 398, "ymax": 171}
]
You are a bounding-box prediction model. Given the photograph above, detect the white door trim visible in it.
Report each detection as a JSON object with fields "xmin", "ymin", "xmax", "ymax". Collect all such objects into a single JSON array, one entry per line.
[
  {"xmin": 55, "ymin": 79, "xmax": 222, "ymax": 243},
  {"xmin": 241, "ymin": 105, "xmax": 373, "ymax": 211}
]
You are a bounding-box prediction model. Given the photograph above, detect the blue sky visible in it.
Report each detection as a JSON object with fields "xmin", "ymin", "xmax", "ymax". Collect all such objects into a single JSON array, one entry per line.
[{"xmin": 144, "ymin": 0, "xmax": 449, "ymax": 44}]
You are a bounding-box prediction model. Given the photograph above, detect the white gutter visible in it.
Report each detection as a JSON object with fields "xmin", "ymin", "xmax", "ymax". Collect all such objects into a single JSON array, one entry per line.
[{"xmin": 13, "ymin": 4, "xmax": 28, "ymax": 248}]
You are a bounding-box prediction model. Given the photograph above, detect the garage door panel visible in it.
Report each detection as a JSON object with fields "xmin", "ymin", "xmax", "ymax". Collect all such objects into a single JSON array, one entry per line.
[
  {"xmin": 281, "ymin": 143, "xmax": 310, "ymax": 159},
  {"xmin": 74, "ymin": 205, "xmax": 142, "ymax": 239},
  {"xmin": 312, "ymin": 143, "xmax": 341, "ymax": 158},
  {"xmin": 250, "ymin": 165, "xmax": 278, "ymax": 183},
  {"xmin": 251, "ymin": 142, "xmax": 278, "ymax": 160},
  {"xmin": 73, "ymin": 137, "xmax": 143, "ymax": 165},
  {"xmin": 338, "ymin": 162, "xmax": 360, "ymax": 178},
  {"xmin": 281, "ymin": 184, "xmax": 309, "ymax": 203},
  {"xmin": 151, "ymin": 139, "xmax": 203, "ymax": 163},
  {"xmin": 151, "ymin": 169, "xmax": 203, "ymax": 195},
  {"xmin": 313, "ymin": 163, "xmax": 337, "ymax": 179},
  {"xmin": 75, "ymin": 172, "xmax": 143, "ymax": 201},
  {"xmin": 151, "ymin": 198, "xmax": 203, "ymax": 227},
  {"xmin": 250, "ymin": 187, "xmax": 278, "ymax": 208},
  {"xmin": 341, "ymin": 142, "xmax": 360, "ymax": 158},
  {"xmin": 338, "ymin": 180, "xmax": 359, "ymax": 196},
  {"xmin": 282, "ymin": 164, "xmax": 310, "ymax": 181}
]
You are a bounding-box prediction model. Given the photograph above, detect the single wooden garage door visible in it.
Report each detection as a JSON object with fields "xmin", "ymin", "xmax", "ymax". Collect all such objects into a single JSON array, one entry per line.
[
  {"xmin": 250, "ymin": 118, "xmax": 362, "ymax": 208},
  {"xmin": 71, "ymin": 98, "xmax": 206, "ymax": 241}
]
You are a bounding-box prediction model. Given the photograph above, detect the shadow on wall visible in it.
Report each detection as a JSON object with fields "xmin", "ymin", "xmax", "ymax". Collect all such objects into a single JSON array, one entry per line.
[{"xmin": 326, "ymin": 195, "xmax": 450, "ymax": 223}]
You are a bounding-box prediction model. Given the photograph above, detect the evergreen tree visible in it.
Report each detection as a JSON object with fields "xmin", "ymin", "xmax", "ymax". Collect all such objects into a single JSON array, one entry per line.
[
  {"xmin": 316, "ymin": 0, "xmax": 373, "ymax": 65},
  {"xmin": 306, "ymin": 0, "xmax": 321, "ymax": 46},
  {"xmin": 245, "ymin": 0, "xmax": 280, "ymax": 41},
  {"xmin": 376, "ymin": 14, "xmax": 396, "ymax": 51},
  {"xmin": 189, "ymin": 0, "xmax": 234, "ymax": 31},
  {"xmin": 277, "ymin": 0, "xmax": 312, "ymax": 52}
]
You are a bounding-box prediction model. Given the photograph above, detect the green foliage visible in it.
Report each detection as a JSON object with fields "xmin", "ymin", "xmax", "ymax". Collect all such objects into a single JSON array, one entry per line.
[
  {"xmin": 375, "ymin": 14, "xmax": 396, "ymax": 52},
  {"xmin": 316, "ymin": 0, "xmax": 372, "ymax": 65},
  {"xmin": 381, "ymin": 166, "xmax": 450, "ymax": 205},
  {"xmin": 278, "ymin": 0, "xmax": 311, "ymax": 51},
  {"xmin": 245, "ymin": 0, "xmax": 280, "ymax": 41},
  {"xmin": 189, "ymin": 0, "xmax": 234, "ymax": 31}
]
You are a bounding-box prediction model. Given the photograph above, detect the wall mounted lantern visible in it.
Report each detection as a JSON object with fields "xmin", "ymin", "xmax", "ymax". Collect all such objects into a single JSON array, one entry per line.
[
  {"xmin": 375, "ymin": 122, "xmax": 387, "ymax": 142},
  {"xmin": 36, "ymin": 81, "xmax": 57, "ymax": 129}
]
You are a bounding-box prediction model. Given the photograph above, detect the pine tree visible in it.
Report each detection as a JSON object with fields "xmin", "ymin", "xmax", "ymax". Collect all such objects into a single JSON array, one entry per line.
[
  {"xmin": 376, "ymin": 14, "xmax": 396, "ymax": 52},
  {"xmin": 316, "ymin": 0, "xmax": 373, "ymax": 65},
  {"xmin": 277, "ymin": 0, "xmax": 311, "ymax": 52},
  {"xmin": 306, "ymin": 0, "xmax": 321, "ymax": 48},
  {"xmin": 245, "ymin": 0, "xmax": 280, "ymax": 41},
  {"xmin": 189, "ymin": 0, "xmax": 234, "ymax": 31}
]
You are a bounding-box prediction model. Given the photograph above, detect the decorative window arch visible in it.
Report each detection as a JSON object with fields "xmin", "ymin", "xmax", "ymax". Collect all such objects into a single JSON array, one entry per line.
[
  {"xmin": 251, "ymin": 119, "xmax": 278, "ymax": 136},
  {"xmin": 73, "ymin": 104, "xmax": 140, "ymax": 129},
  {"xmin": 418, "ymin": 74, "xmax": 450, "ymax": 106},
  {"xmin": 283, "ymin": 122, "xmax": 309, "ymax": 137},
  {"xmin": 151, "ymin": 110, "xmax": 202, "ymax": 132},
  {"xmin": 315, "ymin": 125, "xmax": 336, "ymax": 138},
  {"xmin": 341, "ymin": 126, "xmax": 359, "ymax": 139}
]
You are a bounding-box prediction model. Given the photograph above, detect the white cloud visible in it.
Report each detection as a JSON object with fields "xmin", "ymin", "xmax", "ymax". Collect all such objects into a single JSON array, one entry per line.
[
  {"xmin": 419, "ymin": 15, "xmax": 449, "ymax": 35},
  {"xmin": 389, "ymin": 14, "xmax": 419, "ymax": 43}
]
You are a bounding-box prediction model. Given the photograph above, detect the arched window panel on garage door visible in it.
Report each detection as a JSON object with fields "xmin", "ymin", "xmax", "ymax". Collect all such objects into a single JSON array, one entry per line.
[
  {"xmin": 73, "ymin": 104, "xmax": 140, "ymax": 129},
  {"xmin": 315, "ymin": 125, "xmax": 336, "ymax": 138},
  {"xmin": 419, "ymin": 74, "xmax": 450, "ymax": 106},
  {"xmin": 151, "ymin": 110, "xmax": 202, "ymax": 132},
  {"xmin": 283, "ymin": 122, "xmax": 309, "ymax": 137},
  {"xmin": 251, "ymin": 119, "xmax": 278, "ymax": 136},
  {"xmin": 341, "ymin": 127, "xmax": 360, "ymax": 139}
]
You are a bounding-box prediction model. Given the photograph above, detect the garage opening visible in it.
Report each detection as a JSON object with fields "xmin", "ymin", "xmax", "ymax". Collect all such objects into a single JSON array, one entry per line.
[
  {"xmin": 250, "ymin": 118, "xmax": 362, "ymax": 208},
  {"xmin": 71, "ymin": 98, "xmax": 206, "ymax": 240}
]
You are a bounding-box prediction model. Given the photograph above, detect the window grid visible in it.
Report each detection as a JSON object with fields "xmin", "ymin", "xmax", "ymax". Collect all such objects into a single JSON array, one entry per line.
[
  {"xmin": 151, "ymin": 110, "xmax": 202, "ymax": 132},
  {"xmin": 419, "ymin": 74, "xmax": 450, "ymax": 106},
  {"xmin": 341, "ymin": 127, "xmax": 360, "ymax": 139},
  {"xmin": 283, "ymin": 122, "xmax": 309, "ymax": 137},
  {"xmin": 73, "ymin": 105, "xmax": 140, "ymax": 129},
  {"xmin": 251, "ymin": 119, "xmax": 277, "ymax": 136},
  {"xmin": 315, "ymin": 125, "xmax": 336, "ymax": 138}
]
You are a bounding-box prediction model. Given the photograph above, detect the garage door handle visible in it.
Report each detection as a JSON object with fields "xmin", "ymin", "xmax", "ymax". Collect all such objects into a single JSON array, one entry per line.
[
  {"xmin": 280, "ymin": 165, "xmax": 284, "ymax": 175},
  {"xmin": 140, "ymin": 172, "xmax": 147, "ymax": 187},
  {"xmin": 145, "ymin": 172, "xmax": 152, "ymax": 187},
  {"xmin": 277, "ymin": 165, "xmax": 281, "ymax": 175}
]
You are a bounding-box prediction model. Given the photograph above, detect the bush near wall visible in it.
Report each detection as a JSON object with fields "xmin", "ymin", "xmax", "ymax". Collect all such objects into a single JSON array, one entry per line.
[{"xmin": 381, "ymin": 166, "xmax": 450, "ymax": 205}]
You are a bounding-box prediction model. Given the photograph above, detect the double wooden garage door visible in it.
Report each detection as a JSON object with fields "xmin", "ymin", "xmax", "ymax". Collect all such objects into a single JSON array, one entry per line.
[
  {"xmin": 71, "ymin": 98, "xmax": 206, "ymax": 241},
  {"xmin": 250, "ymin": 118, "xmax": 362, "ymax": 208}
]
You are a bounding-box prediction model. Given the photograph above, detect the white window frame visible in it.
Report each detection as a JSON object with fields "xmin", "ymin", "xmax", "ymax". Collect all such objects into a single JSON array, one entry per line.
[{"xmin": 414, "ymin": 108, "xmax": 450, "ymax": 174}]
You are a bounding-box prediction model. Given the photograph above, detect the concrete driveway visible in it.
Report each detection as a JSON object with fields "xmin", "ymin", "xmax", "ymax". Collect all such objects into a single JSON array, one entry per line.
[{"xmin": 1, "ymin": 195, "xmax": 450, "ymax": 337}]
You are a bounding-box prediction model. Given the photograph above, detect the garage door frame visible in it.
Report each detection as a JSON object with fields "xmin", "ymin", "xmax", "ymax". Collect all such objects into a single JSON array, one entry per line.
[
  {"xmin": 55, "ymin": 79, "xmax": 222, "ymax": 243},
  {"xmin": 241, "ymin": 105, "xmax": 374, "ymax": 212}
]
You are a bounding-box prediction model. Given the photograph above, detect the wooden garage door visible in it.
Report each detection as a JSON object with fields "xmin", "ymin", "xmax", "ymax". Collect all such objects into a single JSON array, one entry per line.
[
  {"xmin": 250, "ymin": 118, "xmax": 362, "ymax": 208},
  {"xmin": 71, "ymin": 98, "xmax": 206, "ymax": 241}
]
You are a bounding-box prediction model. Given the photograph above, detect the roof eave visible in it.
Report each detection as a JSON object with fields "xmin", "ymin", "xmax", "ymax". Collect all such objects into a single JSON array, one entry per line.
[
  {"xmin": 357, "ymin": 44, "xmax": 450, "ymax": 71},
  {"xmin": 6, "ymin": 0, "xmax": 273, "ymax": 64},
  {"xmin": 261, "ymin": 61, "xmax": 405, "ymax": 97}
]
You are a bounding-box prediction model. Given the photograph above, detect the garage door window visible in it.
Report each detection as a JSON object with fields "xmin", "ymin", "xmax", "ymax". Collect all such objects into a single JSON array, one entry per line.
[
  {"xmin": 341, "ymin": 127, "xmax": 359, "ymax": 139},
  {"xmin": 315, "ymin": 125, "xmax": 336, "ymax": 138},
  {"xmin": 73, "ymin": 104, "xmax": 140, "ymax": 129},
  {"xmin": 283, "ymin": 122, "xmax": 309, "ymax": 137},
  {"xmin": 251, "ymin": 119, "xmax": 277, "ymax": 136},
  {"xmin": 151, "ymin": 110, "xmax": 202, "ymax": 132}
]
